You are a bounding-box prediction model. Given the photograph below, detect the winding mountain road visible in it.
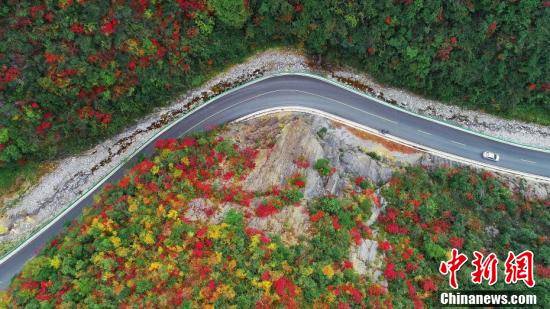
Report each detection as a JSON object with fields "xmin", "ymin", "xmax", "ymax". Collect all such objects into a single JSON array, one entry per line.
[{"xmin": 1, "ymin": 74, "xmax": 549, "ymax": 289}]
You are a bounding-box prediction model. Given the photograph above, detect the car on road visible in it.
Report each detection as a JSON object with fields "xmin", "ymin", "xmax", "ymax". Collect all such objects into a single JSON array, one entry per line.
[{"xmin": 482, "ymin": 151, "xmax": 500, "ymax": 162}]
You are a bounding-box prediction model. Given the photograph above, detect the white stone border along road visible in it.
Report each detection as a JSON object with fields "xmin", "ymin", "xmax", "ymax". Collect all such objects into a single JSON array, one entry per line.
[
  {"xmin": 1, "ymin": 65, "xmax": 549, "ymax": 263},
  {"xmin": 236, "ymin": 106, "xmax": 550, "ymax": 183},
  {"xmin": 298, "ymin": 72, "xmax": 550, "ymax": 153},
  {"xmin": 327, "ymin": 70, "xmax": 550, "ymax": 150}
]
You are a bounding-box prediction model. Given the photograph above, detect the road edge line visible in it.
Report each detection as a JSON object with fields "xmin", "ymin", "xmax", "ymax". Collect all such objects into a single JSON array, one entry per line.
[
  {"xmin": 234, "ymin": 107, "xmax": 550, "ymax": 183},
  {"xmin": 278, "ymin": 72, "xmax": 550, "ymax": 154},
  {"xmin": 1, "ymin": 72, "xmax": 547, "ymax": 267}
]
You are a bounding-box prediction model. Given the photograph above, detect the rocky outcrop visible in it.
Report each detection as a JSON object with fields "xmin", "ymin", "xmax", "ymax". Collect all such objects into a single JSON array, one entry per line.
[
  {"xmin": 227, "ymin": 112, "xmax": 550, "ymax": 284},
  {"xmin": 236, "ymin": 114, "xmax": 406, "ymax": 200},
  {"xmin": 243, "ymin": 116, "xmax": 325, "ymax": 198},
  {"xmin": 248, "ymin": 202, "xmax": 310, "ymax": 245},
  {"xmin": 350, "ymin": 238, "xmax": 385, "ymax": 284},
  {"xmin": 340, "ymin": 152, "xmax": 393, "ymax": 185}
]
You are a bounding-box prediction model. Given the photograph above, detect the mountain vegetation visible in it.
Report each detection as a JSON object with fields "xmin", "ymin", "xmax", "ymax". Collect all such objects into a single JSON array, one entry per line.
[
  {"xmin": 2, "ymin": 130, "xmax": 547, "ymax": 307},
  {"xmin": 0, "ymin": 0, "xmax": 548, "ymax": 189}
]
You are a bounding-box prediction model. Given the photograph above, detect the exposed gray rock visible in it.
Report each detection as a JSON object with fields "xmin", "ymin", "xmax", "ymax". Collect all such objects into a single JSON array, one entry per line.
[
  {"xmin": 504, "ymin": 176, "xmax": 550, "ymax": 201},
  {"xmin": 418, "ymin": 153, "xmax": 459, "ymax": 169},
  {"xmin": 340, "ymin": 152, "xmax": 393, "ymax": 184},
  {"xmin": 366, "ymin": 190, "xmax": 386, "ymax": 227},
  {"xmin": 243, "ymin": 117, "xmax": 325, "ymax": 199},
  {"xmin": 349, "ymin": 238, "xmax": 385, "ymax": 285},
  {"xmin": 358, "ymin": 239, "xmax": 378, "ymax": 263},
  {"xmin": 185, "ymin": 199, "xmax": 240, "ymax": 225},
  {"xmin": 325, "ymin": 173, "xmax": 342, "ymax": 195},
  {"xmin": 248, "ymin": 201, "xmax": 310, "ymax": 245},
  {"xmin": 485, "ymin": 226, "xmax": 500, "ymax": 238},
  {"xmin": 520, "ymin": 183, "xmax": 550, "ymax": 201}
]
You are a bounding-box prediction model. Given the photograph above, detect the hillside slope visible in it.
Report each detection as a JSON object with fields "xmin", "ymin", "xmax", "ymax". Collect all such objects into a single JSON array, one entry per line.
[
  {"xmin": 1, "ymin": 1, "xmax": 548, "ymax": 191},
  {"xmin": 2, "ymin": 114, "xmax": 548, "ymax": 307}
]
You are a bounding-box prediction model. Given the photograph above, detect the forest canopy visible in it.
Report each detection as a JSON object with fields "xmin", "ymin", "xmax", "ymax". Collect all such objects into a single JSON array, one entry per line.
[{"xmin": 2, "ymin": 131, "xmax": 548, "ymax": 307}]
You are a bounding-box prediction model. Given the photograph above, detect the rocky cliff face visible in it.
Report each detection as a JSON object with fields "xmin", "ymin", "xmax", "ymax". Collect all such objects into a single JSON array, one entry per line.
[
  {"xmin": 224, "ymin": 113, "xmax": 409, "ymax": 199},
  {"xmin": 228, "ymin": 112, "xmax": 549, "ymax": 202},
  {"xmin": 240, "ymin": 116, "xmax": 325, "ymax": 198}
]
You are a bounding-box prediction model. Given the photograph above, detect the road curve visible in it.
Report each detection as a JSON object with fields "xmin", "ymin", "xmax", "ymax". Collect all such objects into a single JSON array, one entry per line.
[{"xmin": 1, "ymin": 74, "xmax": 549, "ymax": 289}]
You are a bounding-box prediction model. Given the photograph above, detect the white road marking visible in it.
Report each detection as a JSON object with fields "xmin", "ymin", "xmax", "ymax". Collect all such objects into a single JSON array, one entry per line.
[
  {"xmin": 4, "ymin": 77, "xmax": 550, "ymax": 288},
  {"xmin": 181, "ymin": 90, "xmax": 283, "ymax": 135},
  {"xmin": 417, "ymin": 130, "xmax": 432, "ymax": 135},
  {"xmin": 291, "ymin": 89, "xmax": 399, "ymax": 124},
  {"xmin": 451, "ymin": 140, "xmax": 466, "ymax": 146},
  {"xmin": 365, "ymin": 112, "xmax": 398, "ymax": 124},
  {"xmin": 520, "ymin": 159, "xmax": 536, "ymax": 164}
]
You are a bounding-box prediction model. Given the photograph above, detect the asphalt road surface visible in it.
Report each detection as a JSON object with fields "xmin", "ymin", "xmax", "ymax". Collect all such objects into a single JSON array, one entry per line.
[{"xmin": 1, "ymin": 74, "xmax": 549, "ymax": 289}]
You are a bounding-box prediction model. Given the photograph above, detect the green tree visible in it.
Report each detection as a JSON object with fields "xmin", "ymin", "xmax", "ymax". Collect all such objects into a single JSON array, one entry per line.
[{"xmin": 210, "ymin": 0, "xmax": 249, "ymax": 28}]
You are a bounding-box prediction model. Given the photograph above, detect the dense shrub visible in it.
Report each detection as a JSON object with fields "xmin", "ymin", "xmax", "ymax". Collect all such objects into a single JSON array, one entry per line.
[
  {"xmin": 249, "ymin": 0, "xmax": 549, "ymax": 121},
  {"xmin": 0, "ymin": 1, "xmax": 548, "ymax": 182},
  {"xmin": 380, "ymin": 167, "xmax": 549, "ymax": 306},
  {"xmin": 314, "ymin": 158, "xmax": 332, "ymax": 176},
  {"xmin": 1, "ymin": 130, "xmax": 382, "ymax": 307}
]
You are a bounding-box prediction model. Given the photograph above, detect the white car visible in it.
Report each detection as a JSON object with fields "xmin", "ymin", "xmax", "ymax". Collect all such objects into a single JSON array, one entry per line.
[{"xmin": 482, "ymin": 151, "xmax": 500, "ymax": 162}]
